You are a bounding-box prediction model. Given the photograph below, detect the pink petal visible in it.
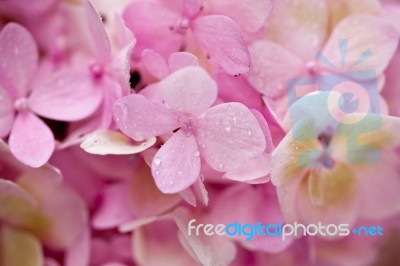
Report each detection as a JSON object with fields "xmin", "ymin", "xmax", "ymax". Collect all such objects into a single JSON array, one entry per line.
[
  {"xmin": 270, "ymin": 131, "xmax": 321, "ymax": 187},
  {"xmin": 151, "ymin": 131, "xmax": 200, "ymax": 193},
  {"xmin": 328, "ymin": 0, "xmax": 382, "ymax": 32},
  {"xmin": 191, "ymin": 15, "xmax": 251, "ymax": 75},
  {"xmin": 209, "ymin": 184, "xmax": 292, "ymax": 253},
  {"xmin": 0, "ymin": 23, "xmax": 38, "ymax": 99},
  {"xmin": 321, "ymin": 15, "xmax": 399, "ymax": 76},
  {"xmin": 208, "ymin": 0, "xmax": 273, "ymax": 33},
  {"xmin": 0, "ymin": 85, "xmax": 14, "ymax": 137},
  {"xmin": 251, "ymin": 109, "xmax": 274, "ymax": 153},
  {"xmin": 102, "ymin": 263, "xmax": 127, "ymax": 266},
  {"xmin": 223, "ymin": 153, "xmax": 271, "ymax": 183},
  {"xmin": 9, "ymin": 112, "xmax": 55, "ymax": 168},
  {"xmin": 65, "ymin": 227, "xmax": 90, "ymax": 266},
  {"xmin": 110, "ymin": 41, "xmax": 135, "ymax": 91},
  {"xmin": 216, "ymin": 73, "xmax": 264, "ymax": 112},
  {"xmin": 266, "ymin": 0, "xmax": 328, "ymax": 62},
  {"xmin": 357, "ymin": 152, "xmax": 400, "ymax": 220},
  {"xmin": 168, "ymin": 52, "xmax": 199, "ymax": 73},
  {"xmin": 173, "ymin": 0, "xmax": 204, "ymax": 18},
  {"xmin": 113, "ymin": 94, "xmax": 179, "ymax": 141},
  {"xmin": 128, "ymin": 163, "xmax": 181, "ymax": 217},
  {"xmin": 245, "ymin": 40, "xmax": 304, "ymax": 97},
  {"xmin": 179, "ymin": 187, "xmax": 197, "ymax": 207},
  {"xmin": 17, "ymin": 173, "xmax": 87, "ymax": 249},
  {"xmin": 113, "ymin": 14, "xmax": 136, "ymax": 49},
  {"xmin": 29, "ymin": 71, "xmax": 103, "ymax": 121},
  {"xmin": 195, "ymin": 102, "xmax": 266, "ymax": 171},
  {"xmin": 159, "ymin": 66, "xmax": 217, "ymax": 116},
  {"xmin": 294, "ymin": 165, "xmax": 360, "ymax": 227},
  {"xmin": 174, "ymin": 207, "xmax": 237, "ymax": 266},
  {"xmin": 132, "ymin": 219, "xmax": 195, "ymax": 266},
  {"xmin": 139, "ymin": 83, "xmax": 163, "ymax": 103},
  {"xmin": 192, "ymin": 178, "xmax": 208, "ymax": 206},
  {"xmin": 141, "ymin": 49, "xmax": 170, "ymax": 80},
  {"xmin": 0, "ymin": 0, "xmax": 55, "ymax": 17},
  {"xmin": 84, "ymin": 0, "xmax": 112, "ymax": 62},
  {"xmin": 96, "ymin": 77, "xmax": 125, "ymax": 129},
  {"xmin": 123, "ymin": 1, "xmax": 183, "ymax": 58},
  {"xmin": 92, "ymin": 184, "xmax": 134, "ymax": 229},
  {"xmin": 50, "ymin": 148, "xmax": 104, "ymax": 204},
  {"xmin": 44, "ymin": 258, "xmax": 61, "ymax": 266}
]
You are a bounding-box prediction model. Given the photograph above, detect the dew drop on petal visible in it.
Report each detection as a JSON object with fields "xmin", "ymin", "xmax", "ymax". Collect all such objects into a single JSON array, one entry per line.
[{"xmin": 153, "ymin": 156, "xmax": 161, "ymax": 166}]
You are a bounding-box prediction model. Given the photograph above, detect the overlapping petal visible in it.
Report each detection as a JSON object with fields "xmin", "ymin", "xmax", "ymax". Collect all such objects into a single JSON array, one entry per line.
[
  {"xmin": 9, "ymin": 112, "xmax": 55, "ymax": 168},
  {"xmin": 196, "ymin": 102, "xmax": 266, "ymax": 171},
  {"xmin": 113, "ymin": 94, "xmax": 179, "ymax": 141},
  {"xmin": 151, "ymin": 131, "xmax": 201, "ymax": 193},
  {"xmin": 29, "ymin": 71, "xmax": 103, "ymax": 121},
  {"xmin": 158, "ymin": 66, "xmax": 217, "ymax": 116},
  {"xmin": 191, "ymin": 15, "xmax": 251, "ymax": 75},
  {"xmin": 0, "ymin": 23, "xmax": 38, "ymax": 99}
]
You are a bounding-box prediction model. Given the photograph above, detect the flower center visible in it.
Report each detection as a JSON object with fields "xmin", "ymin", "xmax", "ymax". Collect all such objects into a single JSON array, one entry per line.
[
  {"xmin": 14, "ymin": 97, "xmax": 29, "ymax": 111},
  {"xmin": 315, "ymin": 126, "xmax": 335, "ymax": 168},
  {"xmin": 306, "ymin": 60, "xmax": 318, "ymax": 75},
  {"xmin": 179, "ymin": 114, "xmax": 197, "ymax": 135},
  {"xmin": 89, "ymin": 62, "xmax": 105, "ymax": 80},
  {"xmin": 170, "ymin": 18, "xmax": 190, "ymax": 34}
]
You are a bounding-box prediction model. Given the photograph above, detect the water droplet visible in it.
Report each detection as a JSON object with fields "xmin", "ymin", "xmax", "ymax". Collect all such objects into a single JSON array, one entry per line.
[
  {"xmin": 153, "ymin": 157, "xmax": 161, "ymax": 166},
  {"xmin": 193, "ymin": 150, "xmax": 200, "ymax": 157},
  {"xmin": 225, "ymin": 126, "xmax": 231, "ymax": 132},
  {"xmin": 247, "ymin": 129, "xmax": 252, "ymax": 136},
  {"xmin": 178, "ymin": 171, "xmax": 183, "ymax": 176},
  {"xmin": 218, "ymin": 163, "xmax": 224, "ymax": 169}
]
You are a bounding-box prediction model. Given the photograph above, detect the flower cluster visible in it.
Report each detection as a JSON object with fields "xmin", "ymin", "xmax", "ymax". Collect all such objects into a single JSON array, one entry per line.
[{"xmin": 1, "ymin": 0, "xmax": 400, "ymax": 265}]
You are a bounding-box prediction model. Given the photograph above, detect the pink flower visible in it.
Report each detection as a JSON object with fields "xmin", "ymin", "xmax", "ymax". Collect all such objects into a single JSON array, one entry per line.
[
  {"xmin": 113, "ymin": 66, "xmax": 266, "ymax": 193},
  {"xmin": 0, "ymin": 23, "xmax": 102, "ymax": 167},
  {"xmin": 122, "ymin": 0, "xmax": 265, "ymax": 75},
  {"xmin": 271, "ymin": 91, "xmax": 400, "ymax": 228},
  {"xmin": 246, "ymin": 13, "xmax": 399, "ymax": 121},
  {"xmin": 0, "ymin": 140, "xmax": 87, "ymax": 265},
  {"xmin": 141, "ymin": 49, "xmax": 199, "ymax": 81},
  {"xmin": 55, "ymin": 0, "xmax": 135, "ymax": 146},
  {"xmin": 209, "ymin": 183, "xmax": 292, "ymax": 253}
]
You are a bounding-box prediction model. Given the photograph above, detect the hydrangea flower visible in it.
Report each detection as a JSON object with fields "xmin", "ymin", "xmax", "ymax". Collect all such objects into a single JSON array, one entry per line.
[
  {"xmin": 0, "ymin": 23, "xmax": 102, "ymax": 167},
  {"xmin": 113, "ymin": 66, "xmax": 266, "ymax": 193},
  {"xmin": 246, "ymin": 12, "xmax": 399, "ymax": 121},
  {"xmin": 271, "ymin": 91, "xmax": 400, "ymax": 228},
  {"xmin": 0, "ymin": 140, "xmax": 87, "ymax": 266},
  {"xmin": 123, "ymin": 0, "xmax": 270, "ymax": 75}
]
